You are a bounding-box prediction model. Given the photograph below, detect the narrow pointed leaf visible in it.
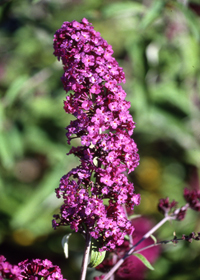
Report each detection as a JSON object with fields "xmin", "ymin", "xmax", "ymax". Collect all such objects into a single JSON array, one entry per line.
[
  {"xmin": 140, "ymin": 0, "xmax": 166, "ymax": 29},
  {"xmin": 61, "ymin": 233, "xmax": 72, "ymax": 258},
  {"xmin": 128, "ymin": 214, "xmax": 142, "ymax": 220},
  {"xmin": 134, "ymin": 253, "xmax": 154, "ymax": 270},
  {"xmin": 150, "ymin": 234, "xmax": 157, "ymax": 244}
]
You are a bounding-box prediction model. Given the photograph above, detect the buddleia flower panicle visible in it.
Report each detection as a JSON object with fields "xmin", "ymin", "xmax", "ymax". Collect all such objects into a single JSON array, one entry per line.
[
  {"xmin": 0, "ymin": 256, "xmax": 66, "ymax": 280},
  {"xmin": 52, "ymin": 18, "xmax": 140, "ymax": 251}
]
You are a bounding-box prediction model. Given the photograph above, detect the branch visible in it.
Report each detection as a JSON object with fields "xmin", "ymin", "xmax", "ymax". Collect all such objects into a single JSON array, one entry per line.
[{"xmin": 80, "ymin": 233, "xmax": 91, "ymax": 280}]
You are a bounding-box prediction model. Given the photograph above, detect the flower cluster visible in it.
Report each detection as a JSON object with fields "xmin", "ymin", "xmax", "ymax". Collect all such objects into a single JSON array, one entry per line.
[
  {"xmin": 158, "ymin": 197, "xmax": 187, "ymax": 221},
  {"xmin": 184, "ymin": 188, "xmax": 200, "ymax": 211},
  {"xmin": 158, "ymin": 187, "xmax": 200, "ymax": 221},
  {"xmin": 94, "ymin": 217, "xmax": 160, "ymax": 280},
  {"xmin": 52, "ymin": 18, "xmax": 140, "ymax": 251},
  {"xmin": 158, "ymin": 197, "xmax": 177, "ymax": 215},
  {"xmin": 0, "ymin": 255, "xmax": 20, "ymax": 280},
  {"xmin": 0, "ymin": 256, "xmax": 66, "ymax": 280},
  {"xmin": 182, "ymin": 232, "xmax": 200, "ymax": 242}
]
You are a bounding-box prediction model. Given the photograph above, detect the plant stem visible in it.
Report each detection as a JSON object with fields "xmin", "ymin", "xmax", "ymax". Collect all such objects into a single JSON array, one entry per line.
[
  {"xmin": 80, "ymin": 233, "xmax": 91, "ymax": 280},
  {"xmin": 123, "ymin": 205, "xmax": 133, "ymax": 246},
  {"xmin": 103, "ymin": 215, "xmax": 171, "ymax": 280}
]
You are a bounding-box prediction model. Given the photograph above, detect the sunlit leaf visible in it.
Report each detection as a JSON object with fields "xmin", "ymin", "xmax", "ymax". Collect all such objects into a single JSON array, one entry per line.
[
  {"xmin": 128, "ymin": 214, "xmax": 142, "ymax": 220},
  {"xmin": 88, "ymin": 238, "xmax": 106, "ymax": 268},
  {"xmin": 61, "ymin": 233, "xmax": 72, "ymax": 258},
  {"xmin": 134, "ymin": 253, "xmax": 154, "ymax": 270},
  {"xmin": 150, "ymin": 234, "xmax": 157, "ymax": 244}
]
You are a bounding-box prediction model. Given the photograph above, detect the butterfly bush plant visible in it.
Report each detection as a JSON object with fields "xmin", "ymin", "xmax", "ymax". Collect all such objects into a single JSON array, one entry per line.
[{"xmin": 1, "ymin": 18, "xmax": 200, "ymax": 280}]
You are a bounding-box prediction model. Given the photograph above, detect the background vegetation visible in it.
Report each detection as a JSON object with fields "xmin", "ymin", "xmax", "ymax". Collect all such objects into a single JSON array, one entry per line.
[{"xmin": 0, "ymin": 0, "xmax": 200, "ymax": 279}]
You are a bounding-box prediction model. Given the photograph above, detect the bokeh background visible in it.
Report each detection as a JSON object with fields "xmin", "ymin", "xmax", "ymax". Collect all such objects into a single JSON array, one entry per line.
[{"xmin": 0, "ymin": 0, "xmax": 200, "ymax": 279}]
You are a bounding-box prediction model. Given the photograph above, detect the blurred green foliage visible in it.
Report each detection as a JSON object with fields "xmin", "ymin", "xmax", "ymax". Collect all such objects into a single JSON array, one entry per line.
[{"xmin": 0, "ymin": 0, "xmax": 200, "ymax": 279}]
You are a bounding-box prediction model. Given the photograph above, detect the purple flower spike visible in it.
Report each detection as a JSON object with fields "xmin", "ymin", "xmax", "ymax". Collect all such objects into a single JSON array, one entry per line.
[
  {"xmin": 0, "ymin": 256, "xmax": 66, "ymax": 280},
  {"xmin": 53, "ymin": 18, "xmax": 140, "ymax": 251}
]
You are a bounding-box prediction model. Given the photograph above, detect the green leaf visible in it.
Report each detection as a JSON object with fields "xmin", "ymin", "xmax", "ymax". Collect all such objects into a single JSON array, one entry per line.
[
  {"xmin": 139, "ymin": 0, "xmax": 167, "ymax": 29},
  {"xmin": 102, "ymin": 2, "xmax": 144, "ymax": 18},
  {"xmin": 150, "ymin": 234, "xmax": 157, "ymax": 244},
  {"xmin": 61, "ymin": 233, "xmax": 72, "ymax": 258},
  {"xmin": 88, "ymin": 238, "xmax": 106, "ymax": 268},
  {"xmin": 134, "ymin": 253, "xmax": 154, "ymax": 270},
  {"xmin": 0, "ymin": 131, "xmax": 14, "ymax": 168},
  {"xmin": 5, "ymin": 75, "xmax": 28, "ymax": 106},
  {"xmin": 124, "ymin": 235, "xmax": 130, "ymax": 241},
  {"xmin": 128, "ymin": 214, "xmax": 142, "ymax": 220}
]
